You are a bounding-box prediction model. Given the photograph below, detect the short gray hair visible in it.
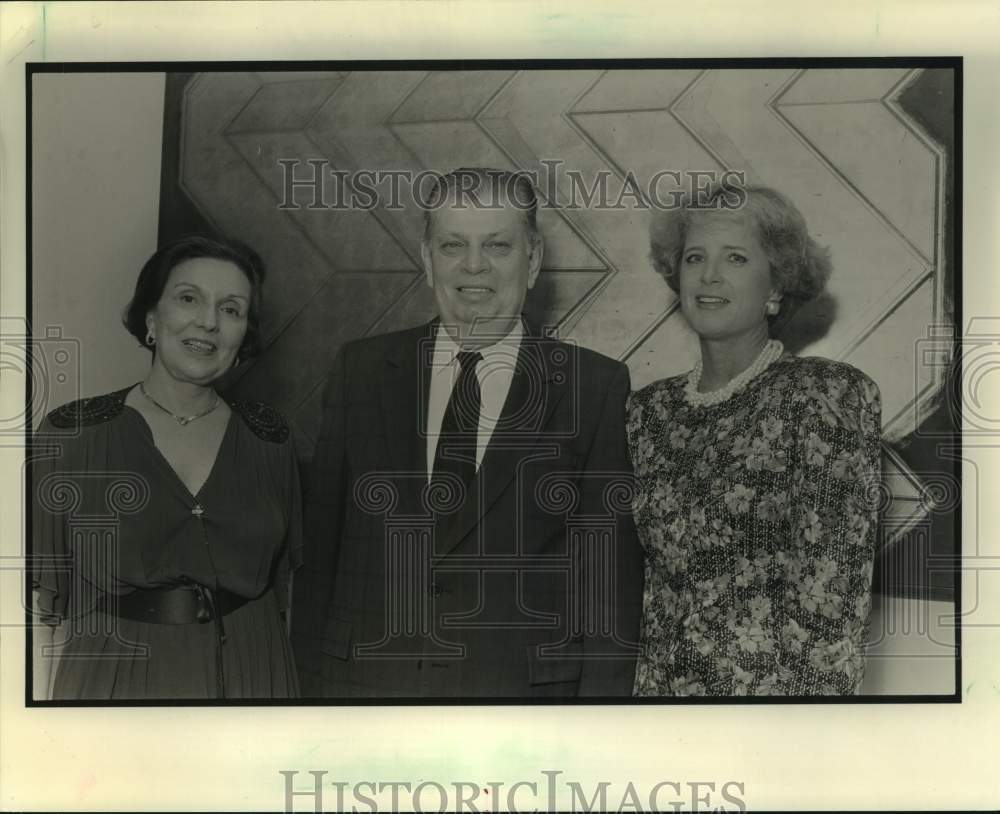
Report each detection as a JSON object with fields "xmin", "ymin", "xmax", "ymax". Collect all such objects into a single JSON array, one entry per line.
[{"xmin": 421, "ymin": 167, "xmax": 540, "ymax": 246}]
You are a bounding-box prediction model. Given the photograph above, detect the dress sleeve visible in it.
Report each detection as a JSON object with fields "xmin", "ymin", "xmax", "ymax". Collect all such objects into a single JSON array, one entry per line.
[
  {"xmin": 273, "ymin": 432, "xmax": 304, "ymax": 622},
  {"xmin": 777, "ymin": 366, "xmax": 882, "ymax": 694},
  {"xmin": 30, "ymin": 419, "xmax": 76, "ymax": 625}
]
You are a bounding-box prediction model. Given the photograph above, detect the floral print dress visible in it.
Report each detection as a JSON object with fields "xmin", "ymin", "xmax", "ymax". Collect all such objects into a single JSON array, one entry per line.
[{"xmin": 627, "ymin": 354, "xmax": 882, "ymax": 695}]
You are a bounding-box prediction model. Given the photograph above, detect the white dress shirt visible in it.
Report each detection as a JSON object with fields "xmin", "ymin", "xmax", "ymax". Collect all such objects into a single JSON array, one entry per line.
[{"xmin": 425, "ymin": 322, "xmax": 524, "ymax": 481}]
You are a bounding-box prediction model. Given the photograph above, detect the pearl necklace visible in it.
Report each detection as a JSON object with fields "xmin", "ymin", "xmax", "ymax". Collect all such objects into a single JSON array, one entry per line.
[
  {"xmin": 140, "ymin": 383, "xmax": 220, "ymax": 426},
  {"xmin": 683, "ymin": 339, "xmax": 784, "ymax": 408}
]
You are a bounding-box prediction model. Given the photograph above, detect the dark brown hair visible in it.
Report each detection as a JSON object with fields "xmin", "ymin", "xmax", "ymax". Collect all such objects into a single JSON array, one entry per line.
[{"xmin": 122, "ymin": 234, "xmax": 267, "ymax": 359}]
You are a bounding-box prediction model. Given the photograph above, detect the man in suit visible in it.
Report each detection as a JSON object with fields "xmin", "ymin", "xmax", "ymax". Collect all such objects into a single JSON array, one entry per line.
[{"xmin": 292, "ymin": 168, "xmax": 643, "ymax": 698}]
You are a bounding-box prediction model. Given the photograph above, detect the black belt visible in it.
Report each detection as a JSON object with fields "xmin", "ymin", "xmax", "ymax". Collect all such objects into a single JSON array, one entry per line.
[
  {"xmin": 103, "ymin": 584, "xmax": 249, "ymax": 627},
  {"xmin": 99, "ymin": 584, "xmax": 251, "ymax": 699}
]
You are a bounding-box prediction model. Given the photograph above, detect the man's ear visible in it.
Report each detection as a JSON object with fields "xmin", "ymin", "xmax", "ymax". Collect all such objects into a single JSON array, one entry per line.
[
  {"xmin": 526, "ymin": 235, "xmax": 544, "ymax": 290},
  {"xmin": 420, "ymin": 240, "xmax": 434, "ymax": 288}
]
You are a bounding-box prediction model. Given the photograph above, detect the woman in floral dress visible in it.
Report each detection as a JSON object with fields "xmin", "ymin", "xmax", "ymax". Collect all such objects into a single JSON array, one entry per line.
[{"xmin": 628, "ymin": 184, "xmax": 882, "ymax": 696}]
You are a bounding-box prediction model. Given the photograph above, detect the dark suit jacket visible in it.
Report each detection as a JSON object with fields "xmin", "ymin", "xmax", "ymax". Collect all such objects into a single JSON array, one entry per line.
[{"xmin": 291, "ymin": 320, "xmax": 644, "ymax": 698}]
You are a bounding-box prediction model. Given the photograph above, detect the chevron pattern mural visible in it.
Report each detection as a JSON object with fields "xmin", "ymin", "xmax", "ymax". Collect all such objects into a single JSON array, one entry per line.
[{"xmin": 175, "ymin": 68, "xmax": 952, "ymax": 561}]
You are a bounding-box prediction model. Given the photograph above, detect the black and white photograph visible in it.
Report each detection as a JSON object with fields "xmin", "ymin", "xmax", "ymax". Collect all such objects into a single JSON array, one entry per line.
[
  {"xmin": 26, "ymin": 61, "xmax": 960, "ymax": 704},
  {"xmin": 2, "ymin": 2, "xmax": 998, "ymax": 812}
]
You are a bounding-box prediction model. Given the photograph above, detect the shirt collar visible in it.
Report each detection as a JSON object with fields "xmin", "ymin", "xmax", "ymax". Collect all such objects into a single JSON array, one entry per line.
[{"xmin": 432, "ymin": 320, "xmax": 524, "ymax": 372}]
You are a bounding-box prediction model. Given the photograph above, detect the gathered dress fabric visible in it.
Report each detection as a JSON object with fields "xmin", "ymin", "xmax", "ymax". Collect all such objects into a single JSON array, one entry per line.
[
  {"xmin": 627, "ymin": 355, "xmax": 882, "ymax": 696},
  {"xmin": 32, "ymin": 388, "xmax": 302, "ymax": 700}
]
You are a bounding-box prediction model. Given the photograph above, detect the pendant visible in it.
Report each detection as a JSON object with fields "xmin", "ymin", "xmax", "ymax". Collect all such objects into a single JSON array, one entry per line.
[{"xmin": 177, "ymin": 416, "xmax": 191, "ymax": 426}]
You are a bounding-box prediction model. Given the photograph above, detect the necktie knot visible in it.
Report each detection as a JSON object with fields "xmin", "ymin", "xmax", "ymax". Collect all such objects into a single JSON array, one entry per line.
[{"xmin": 457, "ymin": 350, "xmax": 482, "ymax": 372}]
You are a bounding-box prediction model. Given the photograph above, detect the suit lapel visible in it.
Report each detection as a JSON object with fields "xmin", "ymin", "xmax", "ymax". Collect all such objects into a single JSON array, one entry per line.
[
  {"xmin": 433, "ymin": 332, "xmax": 569, "ymax": 561},
  {"xmin": 382, "ymin": 322, "xmax": 436, "ymax": 512}
]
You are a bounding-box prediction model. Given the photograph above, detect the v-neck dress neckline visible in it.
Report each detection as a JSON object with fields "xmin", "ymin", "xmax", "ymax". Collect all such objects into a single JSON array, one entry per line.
[{"xmin": 122, "ymin": 400, "xmax": 236, "ymax": 503}]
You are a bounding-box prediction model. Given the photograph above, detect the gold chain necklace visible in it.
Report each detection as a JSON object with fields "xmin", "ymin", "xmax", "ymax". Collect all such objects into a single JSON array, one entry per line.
[{"xmin": 139, "ymin": 383, "xmax": 220, "ymax": 426}]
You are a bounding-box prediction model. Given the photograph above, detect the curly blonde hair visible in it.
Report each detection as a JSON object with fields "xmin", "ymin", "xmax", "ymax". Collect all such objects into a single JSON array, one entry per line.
[{"xmin": 649, "ymin": 184, "xmax": 832, "ymax": 326}]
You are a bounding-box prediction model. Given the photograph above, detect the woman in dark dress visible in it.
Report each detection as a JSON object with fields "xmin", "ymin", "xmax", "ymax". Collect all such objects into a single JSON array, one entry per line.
[
  {"xmin": 628, "ymin": 184, "xmax": 882, "ymax": 696},
  {"xmin": 32, "ymin": 236, "xmax": 301, "ymax": 700}
]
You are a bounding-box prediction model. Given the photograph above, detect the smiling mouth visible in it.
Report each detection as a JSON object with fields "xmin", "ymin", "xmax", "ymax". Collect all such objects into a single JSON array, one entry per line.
[
  {"xmin": 695, "ymin": 296, "xmax": 730, "ymax": 306},
  {"xmin": 456, "ymin": 286, "xmax": 495, "ymax": 298},
  {"xmin": 182, "ymin": 338, "xmax": 218, "ymax": 354}
]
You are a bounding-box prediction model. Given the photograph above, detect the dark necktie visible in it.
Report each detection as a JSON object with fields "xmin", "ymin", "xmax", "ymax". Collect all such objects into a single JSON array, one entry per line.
[{"xmin": 431, "ymin": 350, "xmax": 482, "ymax": 493}]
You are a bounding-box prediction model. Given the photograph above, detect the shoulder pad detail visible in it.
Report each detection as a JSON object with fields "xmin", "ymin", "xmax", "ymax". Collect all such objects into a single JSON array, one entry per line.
[
  {"xmin": 47, "ymin": 388, "xmax": 129, "ymax": 429},
  {"xmin": 229, "ymin": 400, "xmax": 290, "ymax": 443}
]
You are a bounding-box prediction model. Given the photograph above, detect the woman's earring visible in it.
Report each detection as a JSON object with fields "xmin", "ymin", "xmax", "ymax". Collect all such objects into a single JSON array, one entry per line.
[
  {"xmin": 145, "ymin": 330, "xmax": 156, "ymax": 346},
  {"xmin": 765, "ymin": 300, "xmax": 780, "ymax": 316}
]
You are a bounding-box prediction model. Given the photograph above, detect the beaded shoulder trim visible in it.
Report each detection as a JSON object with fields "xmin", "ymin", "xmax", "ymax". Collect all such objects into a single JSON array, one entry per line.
[
  {"xmin": 47, "ymin": 388, "xmax": 130, "ymax": 429},
  {"xmin": 228, "ymin": 400, "xmax": 290, "ymax": 444}
]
